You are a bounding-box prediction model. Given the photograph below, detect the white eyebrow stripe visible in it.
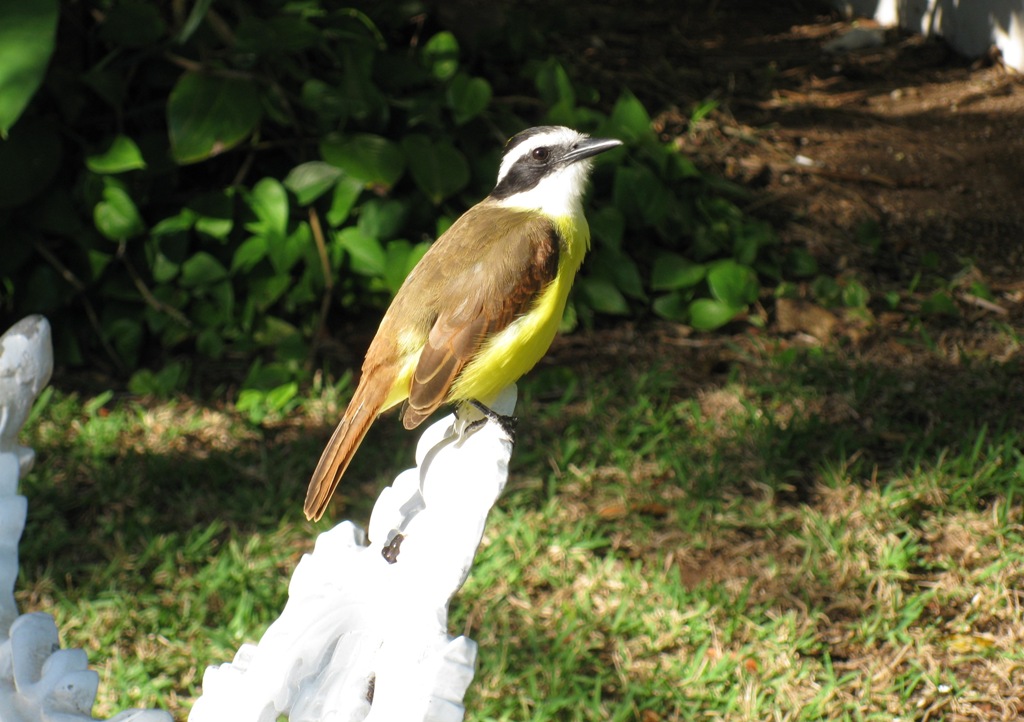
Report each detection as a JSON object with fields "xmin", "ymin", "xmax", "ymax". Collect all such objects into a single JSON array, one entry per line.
[{"xmin": 495, "ymin": 127, "xmax": 587, "ymax": 186}]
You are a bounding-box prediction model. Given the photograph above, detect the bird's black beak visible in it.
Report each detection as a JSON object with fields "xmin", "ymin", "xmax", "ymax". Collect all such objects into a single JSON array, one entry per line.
[{"xmin": 563, "ymin": 137, "xmax": 623, "ymax": 164}]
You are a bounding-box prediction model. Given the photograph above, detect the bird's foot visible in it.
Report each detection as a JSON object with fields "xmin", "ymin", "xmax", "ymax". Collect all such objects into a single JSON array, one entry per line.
[
  {"xmin": 467, "ymin": 399, "xmax": 518, "ymax": 441},
  {"xmin": 382, "ymin": 532, "xmax": 404, "ymax": 564}
]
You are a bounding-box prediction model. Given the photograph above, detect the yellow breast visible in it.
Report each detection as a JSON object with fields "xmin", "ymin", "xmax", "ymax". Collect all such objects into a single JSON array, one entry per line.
[{"xmin": 449, "ymin": 214, "xmax": 588, "ymax": 404}]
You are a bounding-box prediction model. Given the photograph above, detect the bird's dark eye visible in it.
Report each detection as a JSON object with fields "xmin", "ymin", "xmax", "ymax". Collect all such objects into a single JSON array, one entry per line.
[{"xmin": 531, "ymin": 147, "xmax": 550, "ymax": 162}]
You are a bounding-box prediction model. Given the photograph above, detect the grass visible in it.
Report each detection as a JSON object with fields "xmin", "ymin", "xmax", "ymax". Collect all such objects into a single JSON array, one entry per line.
[{"xmin": 14, "ymin": 328, "xmax": 1024, "ymax": 721}]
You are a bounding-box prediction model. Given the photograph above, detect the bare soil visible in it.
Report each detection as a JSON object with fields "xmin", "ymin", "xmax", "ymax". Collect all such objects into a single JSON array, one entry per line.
[
  {"xmin": 540, "ymin": 0, "xmax": 1024, "ymax": 376},
  {"xmin": 564, "ymin": 0, "xmax": 1024, "ymax": 337},
  {"xmin": 588, "ymin": 1, "xmax": 1024, "ymax": 268}
]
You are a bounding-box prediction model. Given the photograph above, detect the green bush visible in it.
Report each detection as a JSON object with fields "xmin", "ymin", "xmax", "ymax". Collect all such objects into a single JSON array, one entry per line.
[{"xmin": 0, "ymin": 0, "xmax": 784, "ymax": 402}]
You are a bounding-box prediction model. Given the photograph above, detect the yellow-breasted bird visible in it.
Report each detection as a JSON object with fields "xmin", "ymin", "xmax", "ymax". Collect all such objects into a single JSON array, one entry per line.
[{"xmin": 304, "ymin": 126, "xmax": 622, "ymax": 520}]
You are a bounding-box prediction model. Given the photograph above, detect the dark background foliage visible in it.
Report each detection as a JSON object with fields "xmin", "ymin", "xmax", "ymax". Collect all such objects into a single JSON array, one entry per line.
[{"xmin": 0, "ymin": 0, "xmax": 793, "ymax": 406}]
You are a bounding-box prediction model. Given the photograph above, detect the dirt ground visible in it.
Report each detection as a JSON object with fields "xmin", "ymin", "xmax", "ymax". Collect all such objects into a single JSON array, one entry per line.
[
  {"xmin": 693, "ymin": 5, "xmax": 1024, "ymax": 287},
  {"xmin": 543, "ymin": 0, "xmax": 1024, "ymax": 378}
]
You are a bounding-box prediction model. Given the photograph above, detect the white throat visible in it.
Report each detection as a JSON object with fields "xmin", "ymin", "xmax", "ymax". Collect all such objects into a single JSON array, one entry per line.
[{"xmin": 493, "ymin": 157, "xmax": 593, "ymax": 219}]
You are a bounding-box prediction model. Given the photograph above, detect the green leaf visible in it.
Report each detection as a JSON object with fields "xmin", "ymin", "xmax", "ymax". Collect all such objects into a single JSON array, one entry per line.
[
  {"xmin": 652, "ymin": 253, "xmax": 706, "ymax": 291},
  {"xmin": 237, "ymin": 379, "xmax": 300, "ymax": 424},
  {"xmin": 613, "ymin": 166, "xmax": 670, "ymax": 227},
  {"xmin": 129, "ymin": 362, "xmax": 188, "ymax": 396},
  {"xmin": 236, "ymin": 389, "xmax": 269, "ymax": 424},
  {"xmin": 543, "ymin": 99, "xmax": 582, "ymax": 129},
  {"xmin": 669, "ymin": 153, "xmax": 701, "ymax": 180},
  {"xmin": 83, "ymin": 390, "xmax": 114, "ymax": 417},
  {"xmin": 284, "ymin": 161, "xmax": 342, "ymax": 205},
  {"xmin": 577, "ymin": 277, "xmax": 630, "ymax": 316},
  {"xmin": 357, "ymin": 198, "xmax": 407, "ymax": 241},
  {"xmin": 94, "ymin": 180, "xmax": 145, "ymax": 241},
  {"xmin": 327, "ymin": 175, "xmax": 364, "ymax": 227},
  {"xmin": 968, "ymin": 280, "xmax": 994, "ymax": 301},
  {"xmin": 151, "ymin": 208, "xmax": 196, "ymax": 236},
  {"xmin": 246, "ymin": 178, "xmax": 289, "ymax": 240},
  {"xmin": 86, "ymin": 135, "xmax": 147, "ymax": 174},
  {"xmin": 0, "ymin": 0, "xmax": 58, "ymax": 137},
  {"xmin": 535, "ymin": 59, "xmax": 575, "ymax": 108},
  {"xmin": 841, "ymin": 279, "xmax": 870, "ymax": 308},
  {"xmin": 178, "ymin": 0, "xmax": 214, "ymax": 43},
  {"xmin": 921, "ymin": 291, "xmax": 959, "ymax": 317},
  {"xmin": 243, "ymin": 359, "xmax": 294, "ymax": 390},
  {"xmin": 86, "ymin": 249, "xmax": 112, "ymax": 280},
  {"xmin": 785, "ymin": 247, "xmax": 819, "ymax": 278},
  {"xmin": 387, "ymin": 240, "xmax": 428, "ymax": 294},
  {"xmin": 180, "ymin": 252, "xmax": 228, "ymax": 287},
  {"xmin": 302, "ymin": 79, "xmax": 350, "ymax": 124},
  {"xmin": 590, "ymin": 206, "xmax": 625, "ymax": 249},
  {"xmin": 608, "ymin": 90, "xmax": 654, "ymax": 142},
  {"xmin": 811, "ymin": 275, "xmax": 841, "ymax": 306},
  {"xmin": 707, "ymin": 260, "xmax": 759, "ymax": 307},
  {"xmin": 592, "ymin": 250, "xmax": 646, "ymax": 301},
  {"xmin": 689, "ymin": 298, "xmax": 742, "ymax": 331},
  {"xmin": 195, "ymin": 280, "xmax": 234, "ymax": 323},
  {"xmin": 422, "ymin": 31, "xmax": 459, "ymax": 80},
  {"xmin": 321, "ymin": 133, "xmax": 405, "ymax": 188},
  {"xmin": 382, "ymin": 240, "xmax": 412, "ymax": 295},
  {"xmin": 196, "ymin": 328, "xmax": 225, "ymax": 359},
  {"xmin": 265, "ymin": 382, "xmax": 299, "ymax": 412},
  {"xmin": 168, "ymin": 72, "xmax": 262, "ymax": 164},
  {"xmin": 254, "ymin": 316, "xmax": 301, "ymax": 347},
  {"xmin": 266, "ymin": 222, "xmax": 310, "ymax": 275},
  {"xmin": 249, "ymin": 275, "xmax": 291, "ymax": 311},
  {"xmin": 151, "ymin": 254, "xmax": 179, "ymax": 284},
  {"xmin": 652, "ymin": 291, "xmax": 691, "ymax": 322},
  {"xmin": 188, "ymin": 191, "xmax": 234, "ymax": 240},
  {"xmin": 231, "ymin": 236, "xmax": 268, "ymax": 273},
  {"xmin": 402, "ymin": 135, "xmax": 470, "ymax": 204},
  {"xmin": 149, "ymin": 233, "xmax": 188, "ymax": 283},
  {"xmin": 448, "ymin": 74, "xmax": 491, "ymax": 125},
  {"xmin": 381, "ymin": 240, "xmax": 430, "ymax": 295},
  {"xmin": 337, "ymin": 227, "xmax": 386, "ymax": 277},
  {"xmin": 615, "ymin": 259, "xmax": 646, "ymax": 301},
  {"xmin": 105, "ymin": 318, "xmax": 143, "ymax": 366}
]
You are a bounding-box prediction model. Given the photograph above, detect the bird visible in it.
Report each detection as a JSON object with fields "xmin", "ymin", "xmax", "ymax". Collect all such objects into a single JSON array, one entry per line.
[{"xmin": 304, "ymin": 125, "xmax": 622, "ymax": 521}]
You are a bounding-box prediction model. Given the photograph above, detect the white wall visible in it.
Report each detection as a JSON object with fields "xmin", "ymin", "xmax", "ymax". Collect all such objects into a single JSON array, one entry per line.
[{"xmin": 835, "ymin": 0, "xmax": 1024, "ymax": 71}]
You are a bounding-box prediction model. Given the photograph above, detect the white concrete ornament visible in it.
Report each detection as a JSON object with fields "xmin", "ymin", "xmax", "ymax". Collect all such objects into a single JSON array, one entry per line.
[
  {"xmin": 1, "ymin": 313, "xmax": 509, "ymax": 721},
  {"xmin": 0, "ymin": 315, "xmax": 172, "ymax": 722},
  {"xmin": 0, "ymin": 316, "xmax": 54, "ymax": 642},
  {"xmin": 190, "ymin": 386, "xmax": 517, "ymax": 722}
]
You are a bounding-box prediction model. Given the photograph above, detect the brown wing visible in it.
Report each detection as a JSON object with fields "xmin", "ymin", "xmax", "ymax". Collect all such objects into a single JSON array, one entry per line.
[{"xmin": 400, "ymin": 206, "xmax": 560, "ymax": 429}]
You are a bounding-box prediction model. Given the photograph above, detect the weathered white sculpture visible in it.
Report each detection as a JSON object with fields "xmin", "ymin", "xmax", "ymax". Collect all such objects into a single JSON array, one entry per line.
[
  {"xmin": 0, "ymin": 315, "xmax": 172, "ymax": 722},
  {"xmin": 190, "ymin": 386, "xmax": 517, "ymax": 722},
  {"xmin": 0, "ymin": 316, "xmax": 53, "ymax": 638},
  {"xmin": 1, "ymin": 313, "xmax": 508, "ymax": 720}
]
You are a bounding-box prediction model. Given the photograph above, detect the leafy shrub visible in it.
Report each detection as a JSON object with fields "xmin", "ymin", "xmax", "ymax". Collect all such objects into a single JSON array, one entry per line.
[{"xmin": 0, "ymin": 0, "xmax": 785, "ymax": 404}]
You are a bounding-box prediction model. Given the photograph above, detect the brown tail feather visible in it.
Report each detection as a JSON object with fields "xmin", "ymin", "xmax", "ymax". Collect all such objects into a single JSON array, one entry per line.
[{"xmin": 303, "ymin": 374, "xmax": 393, "ymax": 521}]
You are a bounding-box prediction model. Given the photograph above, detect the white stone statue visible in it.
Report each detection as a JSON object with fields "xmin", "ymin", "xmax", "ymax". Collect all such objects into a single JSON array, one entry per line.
[
  {"xmin": 0, "ymin": 315, "xmax": 53, "ymax": 637},
  {"xmin": 1, "ymin": 313, "xmax": 506, "ymax": 721},
  {"xmin": 0, "ymin": 315, "xmax": 171, "ymax": 722},
  {"xmin": 0, "ymin": 316, "xmax": 53, "ymax": 479},
  {"xmin": 190, "ymin": 386, "xmax": 517, "ymax": 722}
]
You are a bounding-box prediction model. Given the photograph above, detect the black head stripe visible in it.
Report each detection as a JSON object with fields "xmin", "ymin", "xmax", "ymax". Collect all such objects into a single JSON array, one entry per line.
[
  {"xmin": 493, "ymin": 126, "xmax": 575, "ymax": 200},
  {"xmin": 491, "ymin": 161, "xmax": 548, "ymax": 200}
]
